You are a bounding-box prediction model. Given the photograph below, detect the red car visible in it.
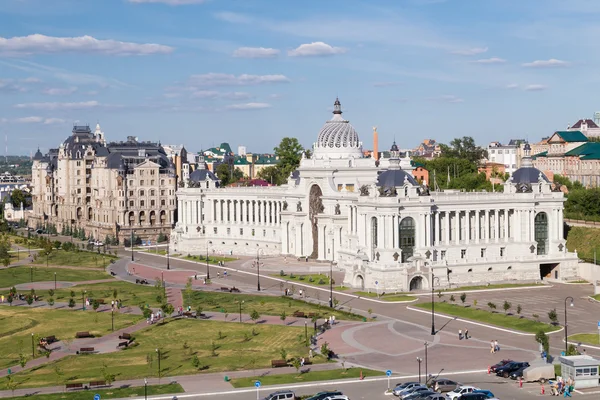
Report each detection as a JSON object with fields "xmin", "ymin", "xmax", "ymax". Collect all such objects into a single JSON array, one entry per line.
[{"xmin": 490, "ymin": 359, "xmax": 512, "ymax": 372}]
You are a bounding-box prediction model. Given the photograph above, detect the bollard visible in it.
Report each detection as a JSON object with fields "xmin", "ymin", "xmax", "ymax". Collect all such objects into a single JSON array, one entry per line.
[
  {"xmin": 487, "ymin": 366, "xmax": 491, "ymax": 374},
  {"xmin": 519, "ymin": 377, "xmax": 523, "ymax": 388},
  {"xmin": 541, "ymin": 385, "xmax": 545, "ymax": 395},
  {"xmin": 359, "ymin": 370, "xmax": 364, "ymax": 380}
]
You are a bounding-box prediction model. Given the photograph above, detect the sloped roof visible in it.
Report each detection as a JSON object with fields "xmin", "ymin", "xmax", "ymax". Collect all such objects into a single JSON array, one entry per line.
[
  {"xmin": 531, "ymin": 151, "xmax": 548, "ymax": 159},
  {"xmin": 551, "ymin": 131, "xmax": 588, "ymax": 143},
  {"xmin": 565, "ymin": 142, "xmax": 600, "ymax": 160},
  {"xmin": 255, "ymin": 156, "xmax": 278, "ymax": 165},
  {"xmin": 571, "ymin": 119, "xmax": 599, "ymax": 129}
]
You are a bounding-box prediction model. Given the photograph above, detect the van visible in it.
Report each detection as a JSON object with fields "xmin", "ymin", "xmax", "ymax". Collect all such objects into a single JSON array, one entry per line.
[{"xmin": 263, "ymin": 390, "xmax": 296, "ymax": 400}]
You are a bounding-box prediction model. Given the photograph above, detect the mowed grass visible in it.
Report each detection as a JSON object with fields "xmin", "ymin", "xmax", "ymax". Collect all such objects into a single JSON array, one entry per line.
[
  {"xmin": 565, "ymin": 226, "xmax": 600, "ymax": 262},
  {"xmin": 1, "ymin": 383, "xmax": 183, "ymax": 400},
  {"xmin": 53, "ymin": 281, "xmax": 164, "ymax": 308},
  {"xmin": 277, "ymin": 273, "xmax": 332, "ymax": 286},
  {"xmin": 231, "ymin": 367, "xmax": 385, "ymax": 388},
  {"xmin": 192, "ymin": 291, "xmax": 363, "ymax": 321},
  {"xmin": 414, "ymin": 302, "xmax": 559, "ymax": 333},
  {"xmin": 354, "ymin": 291, "xmax": 416, "ymax": 302},
  {"xmin": 0, "ymin": 306, "xmax": 142, "ymax": 370},
  {"xmin": 11, "ymin": 319, "xmax": 312, "ymax": 388},
  {"xmin": 182, "ymin": 254, "xmax": 237, "ymax": 264},
  {"xmin": 32, "ymin": 250, "xmax": 116, "ymax": 269},
  {"xmin": 0, "ymin": 266, "xmax": 109, "ymax": 288},
  {"xmin": 569, "ymin": 333, "xmax": 600, "ymax": 345}
]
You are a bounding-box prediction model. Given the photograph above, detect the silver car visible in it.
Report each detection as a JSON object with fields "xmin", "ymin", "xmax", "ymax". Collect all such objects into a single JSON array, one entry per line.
[{"xmin": 393, "ymin": 383, "xmax": 424, "ymax": 397}]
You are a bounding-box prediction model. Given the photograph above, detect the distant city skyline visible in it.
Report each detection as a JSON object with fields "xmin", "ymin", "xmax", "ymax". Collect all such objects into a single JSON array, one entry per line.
[{"xmin": 1, "ymin": 0, "xmax": 599, "ymax": 154}]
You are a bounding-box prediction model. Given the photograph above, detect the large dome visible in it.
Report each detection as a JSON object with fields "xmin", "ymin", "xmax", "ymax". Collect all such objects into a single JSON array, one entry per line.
[{"xmin": 313, "ymin": 98, "xmax": 363, "ymax": 159}]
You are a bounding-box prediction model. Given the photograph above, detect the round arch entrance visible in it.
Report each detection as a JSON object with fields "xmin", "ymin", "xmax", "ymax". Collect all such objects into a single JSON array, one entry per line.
[
  {"xmin": 409, "ymin": 276, "xmax": 424, "ymax": 291},
  {"xmin": 354, "ymin": 274, "xmax": 365, "ymax": 290}
]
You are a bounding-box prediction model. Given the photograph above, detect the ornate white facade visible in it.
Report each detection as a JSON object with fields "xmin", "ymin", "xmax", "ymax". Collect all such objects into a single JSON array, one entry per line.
[{"xmin": 172, "ymin": 100, "xmax": 579, "ymax": 291}]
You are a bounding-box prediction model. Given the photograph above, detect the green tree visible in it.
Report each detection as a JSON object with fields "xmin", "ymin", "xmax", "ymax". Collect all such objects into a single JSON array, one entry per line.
[
  {"xmin": 250, "ymin": 309, "xmax": 260, "ymax": 323},
  {"xmin": 215, "ymin": 163, "xmax": 232, "ymax": 186},
  {"xmin": 274, "ymin": 137, "xmax": 304, "ymax": 179},
  {"xmin": 460, "ymin": 293, "xmax": 467, "ymax": 305},
  {"xmin": 320, "ymin": 341, "xmax": 330, "ymax": 359},
  {"xmin": 280, "ymin": 311, "xmax": 287, "ymax": 323},
  {"xmin": 47, "ymin": 297, "xmax": 55, "ymax": 306},
  {"xmin": 566, "ymin": 344, "xmax": 579, "ymax": 356},
  {"xmin": 291, "ymin": 357, "xmax": 301, "ymax": 375},
  {"xmin": 101, "ymin": 362, "xmax": 115, "ymax": 386},
  {"xmin": 5, "ymin": 375, "xmax": 19, "ymax": 396},
  {"xmin": 68, "ymin": 298, "xmax": 75, "ymax": 308},
  {"xmin": 439, "ymin": 136, "xmax": 487, "ymax": 163},
  {"xmin": 161, "ymin": 303, "xmax": 174, "ymax": 318},
  {"xmin": 487, "ymin": 302, "xmax": 496, "ymax": 311},
  {"xmin": 279, "ymin": 348, "xmax": 288, "ymax": 361},
  {"xmin": 535, "ymin": 330, "xmax": 549, "ymax": 354},
  {"xmin": 10, "ymin": 188, "xmax": 29, "ymax": 208},
  {"xmin": 548, "ymin": 308, "xmax": 558, "ymax": 324},
  {"xmin": 516, "ymin": 304, "xmax": 522, "ymax": 315},
  {"xmin": 503, "ymin": 301, "xmax": 512, "ymax": 314},
  {"xmin": 92, "ymin": 300, "xmax": 100, "ymax": 311},
  {"xmin": 449, "ymin": 295, "xmax": 456, "ymax": 303},
  {"xmin": 256, "ymin": 165, "xmax": 281, "ymax": 185}
]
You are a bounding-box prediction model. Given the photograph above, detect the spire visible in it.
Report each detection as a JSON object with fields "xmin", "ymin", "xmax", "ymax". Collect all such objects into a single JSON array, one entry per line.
[
  {"xmin": 521, "ymin": 142, "xmax": 533, "ymax": 168},
  {"xmin": 333, "ymin": 97, "xmax": 342, "ymax": 115}
]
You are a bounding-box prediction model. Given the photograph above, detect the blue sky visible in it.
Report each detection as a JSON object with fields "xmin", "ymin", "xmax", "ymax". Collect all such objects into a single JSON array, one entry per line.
[{"xmin": 0, "ymin": 0, "xmax": 599, "ymax": 155}]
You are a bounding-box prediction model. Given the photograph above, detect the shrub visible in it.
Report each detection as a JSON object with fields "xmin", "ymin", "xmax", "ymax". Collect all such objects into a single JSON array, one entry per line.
[
  {"xmin": 532, "ymin": 313, "xmax": 540, "ymax": 322},
  {"xmin": 318, "ymin": 279, "xmax": 325, "ymax": 285},
  {"xmin": 487, "ymin": 302, "xmax": 496, "ymax": 311},
  {"xmin": 503, "ymin": 301, "xmax": 512, "ymax": 314},
  {"xmin": 473, "ymin": 299, "xmax": 478, "ymax": 307},
  {"xmin": 279, "ymin": 270, "xmax": 285, "ymax": 277},
  {"xmin": 321, "ymin": 342, "xmax": 330, "ymax": 359},
  {"xmin": 250, "ymin": 309, "xmax": 260, "ymax": 323},
  {"xmin": 299, "ymin": 275, "xmax": 305, "ymax": 281},
  {"xmin": 535, "ymin": 330, "xmax": 549, "ymax": 353},
  {"xmin": 548, "ymin": 308, "xmax": 558, "ymax": 324},
  {"xmin": 516, "ymin": 304, "xmax": 522, "ymax": 315},
  {"xmin": 289, "ymin": 273, "xmax": 296, "ymax": 279},
  {"xmin": 280, "ymin": 348, "xmax": 288, "ymax": 361},
  {"xmin": 47, "ymin": 297, "xmax": 55, "ymax": 306},
  {"xmin": 68, "ymin": 298, "xmax": 75, "ymax": 308},
  {"xmin": 460, "ymin": 293, "xmax": 467, "ymax": 304},
  {"xmin": 309, "ymin": 277, "xmax": 315, "ymax": 282},
  {"xmin": 449, "ymin": 295, "xmax": 456, "ymax": 303}
]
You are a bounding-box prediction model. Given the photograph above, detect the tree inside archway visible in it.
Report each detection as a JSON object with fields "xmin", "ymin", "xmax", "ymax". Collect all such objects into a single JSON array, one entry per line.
[{"xmin": 309, "ymin": 185, "xmax": 323, "ymax": 258}]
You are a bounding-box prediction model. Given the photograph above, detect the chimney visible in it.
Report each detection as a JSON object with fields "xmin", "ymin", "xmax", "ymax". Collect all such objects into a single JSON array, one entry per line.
[{"xmin": 373, "ymin": 127, "xmax": 379, "ymax": 161}]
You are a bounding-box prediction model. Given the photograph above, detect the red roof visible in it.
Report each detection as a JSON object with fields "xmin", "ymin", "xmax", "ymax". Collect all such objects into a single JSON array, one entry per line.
[{"xmin": 571, "ymin": 119, "xmax": 599, "ymax": 129}]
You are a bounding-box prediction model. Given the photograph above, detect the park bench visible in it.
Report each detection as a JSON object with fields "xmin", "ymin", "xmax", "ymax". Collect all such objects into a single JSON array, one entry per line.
[
  {"xmin": 271, "ymin": 360, "xmax": 288, "ymax": 368},
  {"xmin": 119, "ymin": 332, "xmax": 132, "ymax": 340},
  {"xmin": 220, "ymin": 287, "xmax": 229, "ymax": 292},
  {"xmin": 90, "ymin": 381, "xmax": 107, "ymax": 388},
  {"xmin": 230, "ymin": 287, "xmax": 241, "ymax": 293},
  {"xmin": 96, "ymin": 299, "xmax": 105, "ymax": 304},
  {"xmin": 78, "ymin": 347, "xmax": 95, "ymax": 354},
  {"xmin": 75, "ymin": 331, "xmax": 92, "ymax": 338},
  {"xmin": 293, "ymin": 311, "xmax": 306, "ymax": 318},
  {"xmin": 44, "ymin": 335, "xmax": 57, "ymax": 343},
  {"xmin": 65, "ymin": 383, "xmax": 84, "ymax": 390},
  {"xmin": 117, "ymin": 341, "xmax": 128, "ymax": 348},
  {"xmin": 308, "ymin": 313, "xmax": 317, "ymax": 318}
]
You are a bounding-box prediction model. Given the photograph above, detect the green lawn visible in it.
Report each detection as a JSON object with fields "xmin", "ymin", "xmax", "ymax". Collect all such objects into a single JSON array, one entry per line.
[
  {"xmin": 182, "ymin": 254, "xmax": 237, "ymax": 265},
  {"xmin": 277, "ymin": 273, "xmax": 332, "ymax": 286},
  {"xmin": 565, "ymin": 226, "xmax": 600, "ymax": 263},
  {"xmin": 0, "ymin": 266, "xmax": 109, "ymax": 288},
  {"xmin": 354, "ymin": 291, "xmax": 416, "ymax": 302},
  {"xmin": 593, "ymin": 295, "xmax": 600, "ymax": 302},
  {"xmin": 191, "ymin": 291, "xmax": 363, "ymax": 321},
  {"xmin": 568, "ymin": 333, "xmax": 600, "ymax": 346},
  {"xmin": 443, "ymin": 283, "xmax": 543, "ymax": 291},
  {"xmin": 0, "ymin": 306, "xmax": 142, "ymax": 370},
  {"xmin": 231, "ymin": 367, "xmax": 385, "ymax": 388},
  {"xmin": 414, "ymin": 302, "xmax": 559, "ymax": 333},
  {"xmin": 32, "ymin": 250, "xmax": 116, "ymax": 269},
  {"xmin": 53, "ymin": 280, "xmax": 164, "ymax": 308},
  {"xmin": 2, "ymin": 383, "xmax": 183, "ymax": 400},
  {"xmin": 11, "ymin": 318, "xmax": 313, "ymax": 388}
]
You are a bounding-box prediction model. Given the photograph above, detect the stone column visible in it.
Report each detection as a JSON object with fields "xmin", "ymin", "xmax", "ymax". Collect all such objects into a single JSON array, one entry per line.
[
  {"xmin": 445, "ymin": 211, "xmax": 450, "ymax": 245},
  {"xmin": 494, "ymin": 210, "xmax": 499, "ymax": 242},
  {"xmin": 465, "ymin": 211, "xmax": 470, "ymax": 245},
  {"xmin": 558, "ymin": 208, "xmax": 564, "ymax": 240},
  {"xmin": 455, "ymin": 211, "xmax": 460, "ymax": 245},
  {"xmin": 504, "ymin": 209, "xmax": 509, "ymax": 241},
  {"xmin": 529, "ymin": 209, "xmax": 535, "ymax": 242},
  {"xmin": 425, "ymin": 212, "xmax": 431, "ymax": 247},
  {"xmin": 392, "ymin": 214, "xmax": 397, "ymax": 248},
  {"xmin": 484, "ymin": 209, "xmax": 490, "ymax": 243},
  {"xmin": 475, "ymin": 210, "xmax": 480, "ymax": 244}
]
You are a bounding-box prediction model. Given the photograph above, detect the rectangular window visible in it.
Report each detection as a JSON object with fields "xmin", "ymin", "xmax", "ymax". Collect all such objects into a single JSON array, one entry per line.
[
  {"xmin": 129, "ymin": 190, "xmax": 134, "ymax": 196},
  {"xmin": 500, "ymin": 247, "xmax": 505, "ymax": 257},
  {"xmin": 337, "ymin": 184, "xmax": 343, "ymax": 191},
  {"xmin": 461, "ymin": 249, "xmax": 466, "ymax": 259},
  {"xmin": 151, "ymin": 200, "xmax": 155, "ymax": 207},
  {"xmin": 77, "ymin": 188, "xmax": 81, "ymax": 194},
  {"xmin": 227, "ymin": 228, "xmax": 231, "ymax": 235},
  {"xmin": 77, "ymin": 161, "xmax": 81, "ymax": 166},
  {"xmin": 161, "ymin": 199, "xmax": 166, "ymax": 206},
  {"xmin": 151, "ymin": 180, "xmax": 155, "ymax": 185},
  {"xmin": 346, "ymin": 184, "xmax": 355, "ymax": 192},
  {"xmin": 440, "ymin": 250, "xmax": 446, "ymax": 260},
  {"xmin": 252, "ymin": 229, "xmax": 255, "ymax": 236},
  {"xmin": 161, "ymin": 179, "xmax": 165, "ymax": 185},
  {"xmin": 77, "ymin": 179, "xmax": 80, "ymax": 185},
  {"xmin": 129, "ymin": 200, "xmax": 134, "ymax": 207},
  {"xmin": 263, "ymin": 229, "xmax": 266, "ymax": 237},
  {"xmin": 140, "ymin": 180, "xmax": 144, "ymax": 186},
  {"xmin": 76, "ymin": 170, "xmax": 81, "ymax": 175},
  {"xmin": 240, "ymin": 228, "xmax": 243, "ymax": 235},
  {"xmin": 480, "ymin": 248, "xmax": 486, "ymax": 257},
  {"xmin": 129, "ymin": 180, "xmax": 133, "ymax": 186},
  {"xmin": 161, "ymin": 190, "xmax": 165, "ymax": 196},
  {"xmin": 213, "ymin": 227, "xmax": 217, "ymax": 234}
]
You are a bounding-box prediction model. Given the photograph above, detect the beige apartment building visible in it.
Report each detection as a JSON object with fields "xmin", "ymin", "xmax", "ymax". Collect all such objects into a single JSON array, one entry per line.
[{"xmin": 30, "ymin": 124, "xmax": 178, "ymax": 242}]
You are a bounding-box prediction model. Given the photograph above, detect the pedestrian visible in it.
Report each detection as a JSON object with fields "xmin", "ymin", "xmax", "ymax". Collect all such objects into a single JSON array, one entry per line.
[
  {"xmin": 464, "ymin": 328, "xmax": 469, "ymax": 339},
  {"xmin": 564, "ymin": 384, "xmax": 572, "ymax": 397},
  {"xmin": 458, "ymin": 329, "xmax": 462, "ymax": 340},
  {"xmin": 490, "ymin": 340, "xmax": 495, "ymax": 354},
  {"xmin": 300, "ymin": 357, "xmax": 305, "ymax": 367},
  {"xmin": 194, "ymin": 274, "xmax": 197, "ymax": 280},
  {"xmin": 217, "ymin": 272, "xmax": 220, "ymax": 279},
  {"xmin": 224, "ymin": 270, "xmax": 227, "ymax": 278},
  {"xmin": 494, "ymin": 340, "xmax": 499, "ymax": 352},
  {"xmin": 332, "ymin": 315, "xmax": 336, "ymax": 325},
  {"xmin": 111, "ymin": 300, "xmax": 115, "ymax": 309},
  {"xmin": 309, "ymin": 349, "xmax": 313, "ymax": 358},
  {"xmin": 299, "ymin": 289, "xmax": 303, "ymax": 297}
]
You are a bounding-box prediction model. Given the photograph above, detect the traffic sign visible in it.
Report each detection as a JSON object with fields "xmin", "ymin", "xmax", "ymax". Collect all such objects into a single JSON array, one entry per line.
[
  {"xmin": 94, "ymin": 394, "xmax": 101, "ymax": 400},
  {"xmin": 255, "ymin": 381, "xmax": 261, "ymax": 388},
  {"xmin": 375, "ymin": 281, "xmax": 379, "ymax": 285},
  {"xmin": 386, "ymin": 370, "xmax": 392, "ymax": 377},
  {"xmin": 597, "ymin": 321, "xmax": 600, "ymax": 328}
]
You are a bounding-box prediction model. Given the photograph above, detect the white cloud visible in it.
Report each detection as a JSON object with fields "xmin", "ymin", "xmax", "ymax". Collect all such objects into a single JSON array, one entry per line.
[
  {"xmin": 213, "ymin": 11, "xmax": 252, "ymax": 24},
  {"xmin": 232, "ymin": 47, "xmax": 280, "ymax": 58},
  {"xmin": 190, "ymin": 90, "xmax": 253, "ymax": 100},
  {"xmin": 506, "ymin": 83, "xmax": 519, "ymax": 89},
  {"xmin": 524, "ymin": 84, "xmax": 547, "ymax": 91},
  {"xmin": 450, "ymin": 47, "xmax": 488, "ymax": 56},
  {"xmin": 372, "ymin": 81, "xmax": 402, "ymax": 87},
  {"xmin": 522, "ymin": 59, "xmax": 570, "ymax": 68},
  {"xmin": 20, "ymin": 77, "xmax": 41, "ymax": 83},
  {"xmin": 288, "ymin": 42, "xmax": 346, "ymax": 57},
  {"xmin": 0, "ymin": 118, "xmax": 7, "ymax": 124},
  {"xmin": 472, "ymin": 57, "xmax": 506, "ymax": 64},
  {"xmin": 0, "ymin": 79, "xmax": 27, "ymax": 93},
  {"xmin": 0, "ymin": 34, "xmax": 173, "ymax": 56},
  {"xmin": 128, "ymin": 0, "xmax": 208, "ymax": 4},
  {"xmin": 42, "ymin": 87, "xmax": 77, "ymax": 95},
  {"xmin": 14, "ymin": 100, "xmax": 100, "ymax": 110},
  {"xmin": 43, "ymin": 118, "xmax": 66, "ymax": 124},
  {"xmin": 189, "ymin": 73, "xmax": 290, "ymax": 86},
  {"xmin": 430, "ymin": 95, "xmax": 464, "ymax": 103},
  {"xmin": 225, "ymin": 102, "xmax": 271, "ymax": 110},
  {"xmin": 15, "ymin": 116, "xmax": 43, "ymax": 123}
]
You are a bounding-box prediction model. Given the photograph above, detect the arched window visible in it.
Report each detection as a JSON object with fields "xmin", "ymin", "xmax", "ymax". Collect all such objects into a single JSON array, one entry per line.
[
  {"xmin": 399, "ymin": 217, "xmax": 416, "ymax": 263},
  {"xmin": 534, "ymin": 212, "xmax": 548, "ymax": 255},
  {"xmin": 371, "ymin": 217, "xmax": 378, "ymax": 260}
]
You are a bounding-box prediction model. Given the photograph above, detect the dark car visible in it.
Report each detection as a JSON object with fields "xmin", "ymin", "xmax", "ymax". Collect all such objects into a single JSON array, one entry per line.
[
  {"xmin": 496, "ymin": 361, "xmax": 529, "ymax": 378},
  {"xmin": 490, "ymin": 359, "xmax": 512, "ymax": 372},
  {"xmin": 404, "ymin": 390, "xmax": 436, "ymax": 399},
  {"xmin": 459, "ymin": 393, "xmax": 498, "ymax": 400},
  {"xmin": 305, "ymin": 391, "xmax": 343, "ymax": 400},
  {"xmin": 509, "ymin": 365, "xmax": 530, "ymax": 380}
]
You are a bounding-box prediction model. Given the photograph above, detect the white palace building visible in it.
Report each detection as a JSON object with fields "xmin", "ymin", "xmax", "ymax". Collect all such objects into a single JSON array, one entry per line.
[{"xmin": 171, "ymin": 99, "xmax": 579, "ymax": 291}]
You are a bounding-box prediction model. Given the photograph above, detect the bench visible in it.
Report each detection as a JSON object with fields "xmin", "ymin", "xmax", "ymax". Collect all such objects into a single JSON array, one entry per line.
[
  {"xmin": 182, "ymin": 312, "xmax": 194, "ymax": 318},
  {"xmin": 78, "ymin": 347, "xmax": 95, "ymax": 354},
  {"xmin": 117, "ymin": 341, "xmax": 129, "ymax": 348},
  {"xmin": 65, "ymin": 383, "xmax": 84, "ymax": 390},
  {"xmin": 293, "ymin": 311, "xmax": 306, "ymax": 318},
  {"xmin": 45, "ymin": 335, "xmax": 57, "ymax": 344},
  {"xmin": 230, "ymin": 287, "xmax": 241, "ymax": 293},
  {"xmin": 271, "ymin": 359, "xmax": 288, "ymax": 368},
  {"xmin": 90, "ymin": 381, "xmax": 107, "ymax": 388},
  {"xmin": 220, "ymin": 287, "xmax": 230, "ymax": 292},
  {"xmin": 119, "ymin": 333, "xmax": 132, "ymax": 340},
  {"xmin": 76, "ymin": 331, "xmax": 92, "ymax": 338}
]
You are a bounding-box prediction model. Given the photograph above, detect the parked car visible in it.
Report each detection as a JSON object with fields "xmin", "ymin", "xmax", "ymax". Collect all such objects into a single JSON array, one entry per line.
[
  {"xmin": 495, "ymin": 361, "xmax": 529, "ymax": 378},
  {"xmin": 306, "ymin": 392, "xmax": 344, "ymax": 400},
  {"xmin": 263, "ymin": 391, "xmax": 296, "ymax": 400},
  {"xmin": 400, "ymin": 386, "xmax": 430, "ymax": 399},
  {"xmin": 445, "ymin": 386, "xmax": 479, "ymax": 400},
  {"xmin": 431, "ymin": 378, "xmax": 459, "ymax": 393},
  {"xmin": 459, "ymin": 392, "xmax": 499, "ymax": 400},
  {"xmin": 509, "ymin": 364, "xmax": 530, "ymax": 379},
  {"xmin": 490, "ymin": 359, "xmax": 512, "ymax": 372},
  {"xmin": 393, "ymin": 383, "xmax": 424, "ymax": 397},
  {"xmin": 404, "ymin": 390, "xmax": 436, "ymax": 399},
  {"xmin": 470, "ymin": 390, "xmax": 497, "ymax": 399},
  {"xmin": 427, "ymin": 394, "xmax": 446, "ymax": 400},
  {"xmin": 322, "ymin": 396, "xmax": 349, "ymax": 400}
]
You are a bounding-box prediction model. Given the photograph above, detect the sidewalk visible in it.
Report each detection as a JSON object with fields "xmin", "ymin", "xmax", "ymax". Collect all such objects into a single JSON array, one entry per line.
[{"xmin": 0, "ymin": 362, "xmax": 342, "ymax": 398}]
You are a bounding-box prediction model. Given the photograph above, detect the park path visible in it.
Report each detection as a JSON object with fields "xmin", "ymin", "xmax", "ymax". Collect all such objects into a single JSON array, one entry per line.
[
  {"xmin": 0, "ymin": 278, "xmax": 118, "ymax": 292},
  {"xmin": 167, "ymin": 287, "xmax": 184, "ymax": 309}
]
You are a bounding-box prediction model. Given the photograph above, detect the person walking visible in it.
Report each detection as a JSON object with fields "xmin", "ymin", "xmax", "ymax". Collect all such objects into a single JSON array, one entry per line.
[
  {"xmin": 458, "ymin": 329, "xmax": 462, "ymax": 340},
  {"xmin": 494, "ymin": 340, "xmax": 499, "ymax": 352},
  {"xmin": 464, "ymin": 328, "xmax": 469, "ymax": 340},
  {"xmin": 490, "ymin": 340, "xmax": 495, "ymax": 354},
  {"xmin": 300, "ymin": 357, "xmax": 305, "ymax": 367}
]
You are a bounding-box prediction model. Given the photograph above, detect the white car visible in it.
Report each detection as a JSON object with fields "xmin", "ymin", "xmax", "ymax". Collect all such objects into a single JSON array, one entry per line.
[
  {"xmin": 446, "ymin": 386, "xmax": 479, "ymax": 400},
  {"xmin": 323, "ymin": 396, "xmax": 349, "ymax": 400}
]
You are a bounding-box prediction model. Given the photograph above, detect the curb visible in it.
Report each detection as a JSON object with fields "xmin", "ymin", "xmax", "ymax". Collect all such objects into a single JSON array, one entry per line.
[
  {"xmin": 564, "ymin": 339, "xmax": 600, "ymax": 351},
  {"xmin": 414, "ymin": 285, "xmax": 552, "ymax": 296},
  {"xmin": 587, "ymin": 296, "xmax": 600, "ymax": 304},
  {"xmin": 406, "ymin": 306, "xmax": 564, "ymax": 336}
]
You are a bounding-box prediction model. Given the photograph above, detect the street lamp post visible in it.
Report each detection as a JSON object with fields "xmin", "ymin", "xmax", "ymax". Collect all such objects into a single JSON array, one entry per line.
[
  {"xmin": 329, "ymin": 261, "xmax": 336, "ymax": 308},
  {"xmin": 31, "ymin": 333, "xmax": 35, "ymax": 357},
  {"xmin": 205, "ymin": 241, "xmax": 211, "ymax": 280},
  {"xmin": 82, "ymin": 290, "xmax": 86, "ymax": 311},
  {"xmin": 430, "ymin": 267, "xmax": 439, "ymax": 336},
  {"xmin": 54, "ymin": 272, "xmax": 56, "ymax": 290},
  {"xmin": 424, "ymin": 342, "xmax": 429, "ymax": 385},
  {"xmin": 131, "ymin": 230, "xmax": 134, "ymax": 261},
  {"xmin": 30, "ymin": 266, "xmax": 33, "ymax": 282},
  {"xmin": 161, "ymin": 272, "xmax": 165, "ymax": 298},
  {"xmin": 238, "ymin": 300, "xmax": 244, "ymax": 323},
  {"xmin": 144, "ymin": 378, "xmax": 148, "ymax": 400},
  {"xmin": 155, "ymin": 348, "xmax": 161, "ymax": 379},
  {"xmin": 256, "ymin": 248, "xmax": 263, "ymax": 291},
  {"xmin": 416, "ymin": 357, "xmax": 422, "ymax": 383},
  {"xmin": 564, "ymin": 296, "xmax": 574, "ymax": 354},
  {"xmin": 111, "ymin": 309, "xmax": 114, "ymax": 331},
  {"xmin": 305, "ymin": 320, "xmax": 308, "ymax": 344}
]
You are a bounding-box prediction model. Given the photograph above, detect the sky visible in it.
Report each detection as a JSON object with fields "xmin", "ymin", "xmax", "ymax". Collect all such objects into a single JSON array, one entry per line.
[{"xmin": 1, "ymin": 0, "xmax": 599, "ymax": 156}]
